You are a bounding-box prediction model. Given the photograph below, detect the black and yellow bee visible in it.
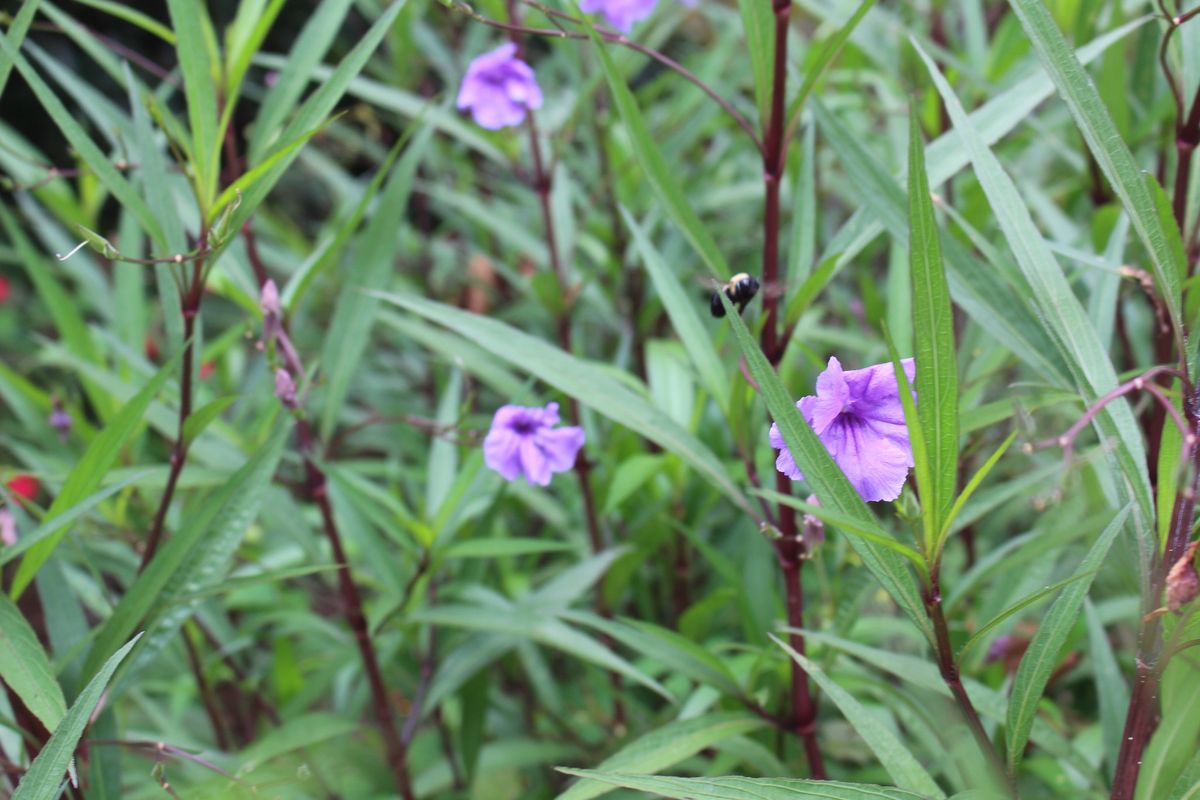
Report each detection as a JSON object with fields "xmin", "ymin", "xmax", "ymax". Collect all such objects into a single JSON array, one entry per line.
[{"xmin": 709, "ymin": 273, "xmax": 761, "ymax": 318}]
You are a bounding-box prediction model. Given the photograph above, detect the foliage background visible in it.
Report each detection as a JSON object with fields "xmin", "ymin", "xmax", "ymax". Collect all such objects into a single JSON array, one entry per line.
[{"xmin": 0, "ymin": 0, "xmax": 1199, "ymax": 799}]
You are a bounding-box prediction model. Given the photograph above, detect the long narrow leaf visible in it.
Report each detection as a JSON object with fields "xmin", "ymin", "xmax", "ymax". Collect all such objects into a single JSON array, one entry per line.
[
  {"xmin": 1005, "ymin": 505, "xmax": 1129, "ymax": 768},
  {"xmin": 11, "ymin": 633, "xmax": 142, "ymax": 800}
]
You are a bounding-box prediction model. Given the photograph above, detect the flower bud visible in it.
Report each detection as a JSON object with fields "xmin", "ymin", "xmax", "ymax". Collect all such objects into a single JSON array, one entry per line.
[
  {"xmin": 1167, "ymin": 540, "xmax": 1200, "ymax": 612},
  {"xmin": 274, "ymin": 367, "xmax": 298, "ymax": 409}
]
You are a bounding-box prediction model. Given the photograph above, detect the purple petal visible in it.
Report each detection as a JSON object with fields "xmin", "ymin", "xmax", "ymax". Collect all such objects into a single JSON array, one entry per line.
[
  {"xmin": 807, "ymin": 357, "xmax": 849, "ymax": 434},
  {"xmin": 536, "ymin": 425, "xmax": 585, "ymax": 473},
  {"xmin": 519, "ymin": 436, "xmax": 552, "ymax": 486},
  {"xmin": 483, "ymin": 427, "xmax": 524, "ymax": 481},
  {"xmin": 820, "ymin": 417, "xmax": 911, "ymax": 502}
]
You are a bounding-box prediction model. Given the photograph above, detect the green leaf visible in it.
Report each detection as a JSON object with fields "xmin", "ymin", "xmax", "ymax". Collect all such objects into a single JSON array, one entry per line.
[
  {"xmin": 717, "ymin": 291, "xmax": 932, "ymax": 642},
  {"xmin": 956, "ymin": 571, "xmax": 1097, "ymax": 664},
  {"xmin": 916, "ymin": 41, "xmax": 1154, "ymax": 582},
  {"xmin": 81, "ymin": 420, "xmax": 290, "ymax": 680},
  {"xmin": 624, "ymin": 209, "xmax": 729, "ymax": 412},
  {"xmin": 376, "ymin": 292, "xmax": 753, "ymax": 516},
  {"xmin": 772, "ymin": 635, "xmax": 945, "ymax": 798},
  {"xmin": 737, "ymin": 0, "xmax": 774, "ymax": 120},
  {"xmin": 166, "ymin": 0, "xmax": 220, "ymax": 212},
  {"xmin": 408, "ymin": 604, "xmax": 673, "ymax": 702},
  {"xmin": 11, "ymin": 633, "xmax": 142, "ymax": 800},
  {"xmin": 1085, "ymin": 600, "xmax": 1127, "ymax": 780},
  {"xmin": 1005, "ymin": 505, "xmax": 1129, "ymax": 769},
  {"xmin": 558, "ymin": 770, "xmax": 936, "ymax": 799},
  {"xmin": 228, "ymin": 0, "xmax": 408, "ymax": 236},
  {"xmin": 442, "ymin": 539, "xmax": 575, "ymax": 559},
  {"xmin": 0, "ymin": 33, "xmax": 164, "ymax": 246},
  {"xmin": 247, "ymin": 0, "xmax": 354, "ymax": 161},
  {"xmin": 11, "ymin": 355, "xmax": 178, "ymax": 599},
  {"xmin": 906, "ymin": 108, "xmax": 958, "ymax": 550},
  {"xmin": 0, "ymin": 0, "xmax": 42, "ymax": 99},
  {"xmin": 1006, "ymin": 0, "xmax": 1183, "ymax": 338},
  {"xmin": 181, "ymin": 396, "xmax": 237, "ymax": 447},
  {"xmin": 0, "ymin": 594, "xmax": 68, "ymax": 734},
  {"xmin": 73, "ymin": 0, "xmax": 175, "ymax": 43},
  {"xmin": 940, "ymin": 432, "xmax": 1016, "ymax": 542},
  {"xmin": 320, "ymin": 127, "xmax": 430, "ymax": 437},
  {"xmin": 754, "ymin": 488, "xmax": 925, "ymax": 566},
  {"xmin": 590, "ymin": 30, "xmax": 729, "ymax": 278},
  {"xmin": 556, "ymin": 713, "xmax": 767, "ymax": 800},
  {"xmin": 560, "ymin": 611, "xmax": 743, "ymax": 698},
  {"xmin": 784, "ymin": 0, "xmax": 877, "ymax": 126}
]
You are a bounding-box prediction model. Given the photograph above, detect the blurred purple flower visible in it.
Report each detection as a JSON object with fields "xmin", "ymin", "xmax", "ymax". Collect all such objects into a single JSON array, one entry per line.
[
  {"xmin": 49, "ymin": 403, "xmax": 71, "ymax": 438},
  {"xmin": 456, "ymin": 44, "xmax": 543, "ymax": 130},
  {"xmin": 484, "ymin": 402, "xmax": 585, "ymax": 486},
  {"xmin": 0, "ymin": 508, "xmax": 14, "ymax": 547},
  {"xmin": 580, "ymin": 0, "xmax": 657, "ymax": 32},
  {"xmin": 770, "ymin": 356, "xmax": 916, "ymax": 503}
]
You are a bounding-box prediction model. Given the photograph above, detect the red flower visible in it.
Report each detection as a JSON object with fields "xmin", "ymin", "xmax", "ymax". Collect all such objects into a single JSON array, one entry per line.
[
  {"xmin": 6, "ymin": 474, "xmax": 39, "ymax": 502},
  {"xmin": 200, "ymin": 361, "xmax": 215, "ymax": 380},
  {"xmin": 0, "ymin": 276, "xmax": 10, "ymax": 305}
]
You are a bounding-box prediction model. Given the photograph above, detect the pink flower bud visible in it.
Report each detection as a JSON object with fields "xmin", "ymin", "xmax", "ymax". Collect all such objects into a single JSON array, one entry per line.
[{"xmin": 274, "ymin": 367, "xmax": 297, "ymax": 409}]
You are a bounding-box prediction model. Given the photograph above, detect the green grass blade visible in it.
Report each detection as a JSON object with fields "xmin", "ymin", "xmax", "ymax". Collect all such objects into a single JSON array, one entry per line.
[
  {"xmin": 229, "ymin": 0, "xmax": 407, "ymax": 236},
  {"xmin": 247, "ymin": 0, "xmax": 354, "ymax": 161},
  {"xmin": 0, "ymin": 0, "xmax": 41, "ymax": 99},
  {"xmin": 1007, "ymin": 0, "xmax": 1183, "ymax": 337},
  {"xmin": 81, "ymin": 420, "xmax": 289, "ymax": 680},
  {"xmin": 556, "ymin": 713, "xmax": 767, "ymax": 800},
  {"xmin": 737, "ymin": 0, "xmax": 773, "ymax": 120},
  {"xmin": 376, "ymin": 292, "xmax": 754, "ymax": 516},
  {"xmin": 906, "ymin": 108, "xmax": 957, "ymax": 547},
  {"xmin": 1005, "ymin": 505, "xmax": 1129, "ymax": 769},
  {"xmin": 10, "ymin": 355, "xmax": 178, "ymax": 599},
  {"xmin": 319, "ymin": 127, "xmax": 430, "ymax": 438},
  {"xmin": 772, "ymin": 635, "xmax": 945, "ymax": 798},
  {"xmin": 0, "ymin": 31, "xmax": 164, "ymax": 245},
  {"xmin": 784, "ymin": 0, "xmax": 876, "ymax": 125},
  {"xmin": 11, "ymin": 633, "xmax": 142, "ymax": 800},
  {"xmin": 623, "ymin": 209, "xmax": 729, "ymax": 412},
  {"xmin": 957, "ymin": 571, "xmax": 1097, "ymax": 664},
  {"xmin": 718, "ymin": 291, "xmax": 932, "ymax": 642},
  {"xmin": 0, "ymin": 594, "xmax": 68, "ymax": 734},
  {"xmin": 589, "ymin": 30, "xmax": 729, "ymax": 278},
  {"xmin": 166, "ymin": 0, "xmax": 220, "ymax": 215},
  {"xmin": 556, "ymin": 771, "xmax": 934, "ymax": 800},
  {"xmin": 939, "ymin": 431, "xmax": 1016, "ymax": 544},
  {"xmin": 916, "ymin": 40, "xmax": 1154, "ymax": 579}
]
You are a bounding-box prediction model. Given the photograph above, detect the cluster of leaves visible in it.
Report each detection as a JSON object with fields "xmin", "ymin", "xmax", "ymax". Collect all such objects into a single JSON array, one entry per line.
[{"xmin": 0, "ymin": 0, "xmax": 1199, "ymax": 799}]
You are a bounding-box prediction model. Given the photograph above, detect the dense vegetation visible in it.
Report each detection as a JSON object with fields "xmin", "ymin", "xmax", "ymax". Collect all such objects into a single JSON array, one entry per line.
[{"xmin": 1, "ymin": 0, "xmax": 1200, "ymax": 798}]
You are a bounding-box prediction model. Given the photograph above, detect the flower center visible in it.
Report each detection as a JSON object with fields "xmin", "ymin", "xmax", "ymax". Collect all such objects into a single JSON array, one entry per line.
[{"xmin": 512, "ymin": 419, "xmax": 537, "ymax": 435}]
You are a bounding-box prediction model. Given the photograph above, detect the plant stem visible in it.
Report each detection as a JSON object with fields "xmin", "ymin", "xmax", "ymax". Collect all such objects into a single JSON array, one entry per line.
[
  {"xmin": 923, "ymin": 573, "xmax": 1010, "ymax": 790},
  {"xmin": 247, "ymin": 237, "xmax": 416, "ymax": 800},
  {"xmin": 759, "ymin": 0, "xmax": 826, "ymax": 777},
  {"xmin": 140, "ymin": 257, "xmax": 205, "ymax": 570},
  {"xmin": 775, "ymin": 531, "xmax": 826, "ymax": 778}
]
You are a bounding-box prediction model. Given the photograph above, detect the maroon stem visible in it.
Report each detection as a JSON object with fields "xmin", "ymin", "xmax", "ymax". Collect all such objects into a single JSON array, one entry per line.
[
  {"xmin": 1112, "ymin": 410, "xmax": 1200, "ymax": 799},
  {"xmin": 775, "ymin": 531, "xmax": 826, "ymax": 778},
  {"xmin": 141, "ymin": 259, "xmax": 205, "ymax": 570},
  {"xmin": 246, "ymin": 231, "xmax": 416, "ymax": 800},
  {"xmin": 759, "ymin": 0, "xmax": 825, "ymax": 777},
  {"xmin": 923, "ymin": 572, "xmax": 1010, "ymax": 789},
  {"xmin": 302, "ymin": 447, "xmax": 415, "ymax": 800}
]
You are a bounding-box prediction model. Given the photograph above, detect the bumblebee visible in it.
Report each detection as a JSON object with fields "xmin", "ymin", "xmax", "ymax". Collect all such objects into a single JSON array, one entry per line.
[{"xmin": 710, "ymin": 273, "xmax": 760, "ymax": 318}]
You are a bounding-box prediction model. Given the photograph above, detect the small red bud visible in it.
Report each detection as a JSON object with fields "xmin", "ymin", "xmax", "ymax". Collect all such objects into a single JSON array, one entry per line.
[
  {"xmin": 200, "ymin": 361, "xmax": 215, "ymax": 380},
  {"xmin": 6, "ymin": 474, "xmax": 40, "ymax": 503},
  {"xmin": 0, "ymin": 275, "xmax": 10, "ymax": 305}
]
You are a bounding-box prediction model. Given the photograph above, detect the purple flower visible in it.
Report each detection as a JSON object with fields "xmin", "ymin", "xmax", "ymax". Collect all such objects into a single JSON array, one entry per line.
[
  {"xmin": 770, "ymin": 357, "xmax": 917, "ymax": 503},
  {"xmin": 456, "ymin": 43, "xmax": 543, "ymax": 130},
  {"xmin": 484, "ymin": 402, "xmax": 585, "ymax": 486},
  {"xmin": 579, "ymin": 0, "xmax": 657, "ymax": 32}
]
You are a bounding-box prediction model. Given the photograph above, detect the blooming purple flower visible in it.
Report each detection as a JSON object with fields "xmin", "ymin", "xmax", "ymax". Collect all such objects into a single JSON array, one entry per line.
[
  {"xmin": 456, "ymin": 44, "xmax": 543, "ymax": 130},
  {"xmin": 770, "ymin": 357, "xmax": 917, "ymax": 503},
  {"xmin": 579, "ymin": 0, "xmax": 658, "ymax": 32},
  {"xmin": 484, "ymin": 402, "xmax": 585, "ymax": 486}
]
